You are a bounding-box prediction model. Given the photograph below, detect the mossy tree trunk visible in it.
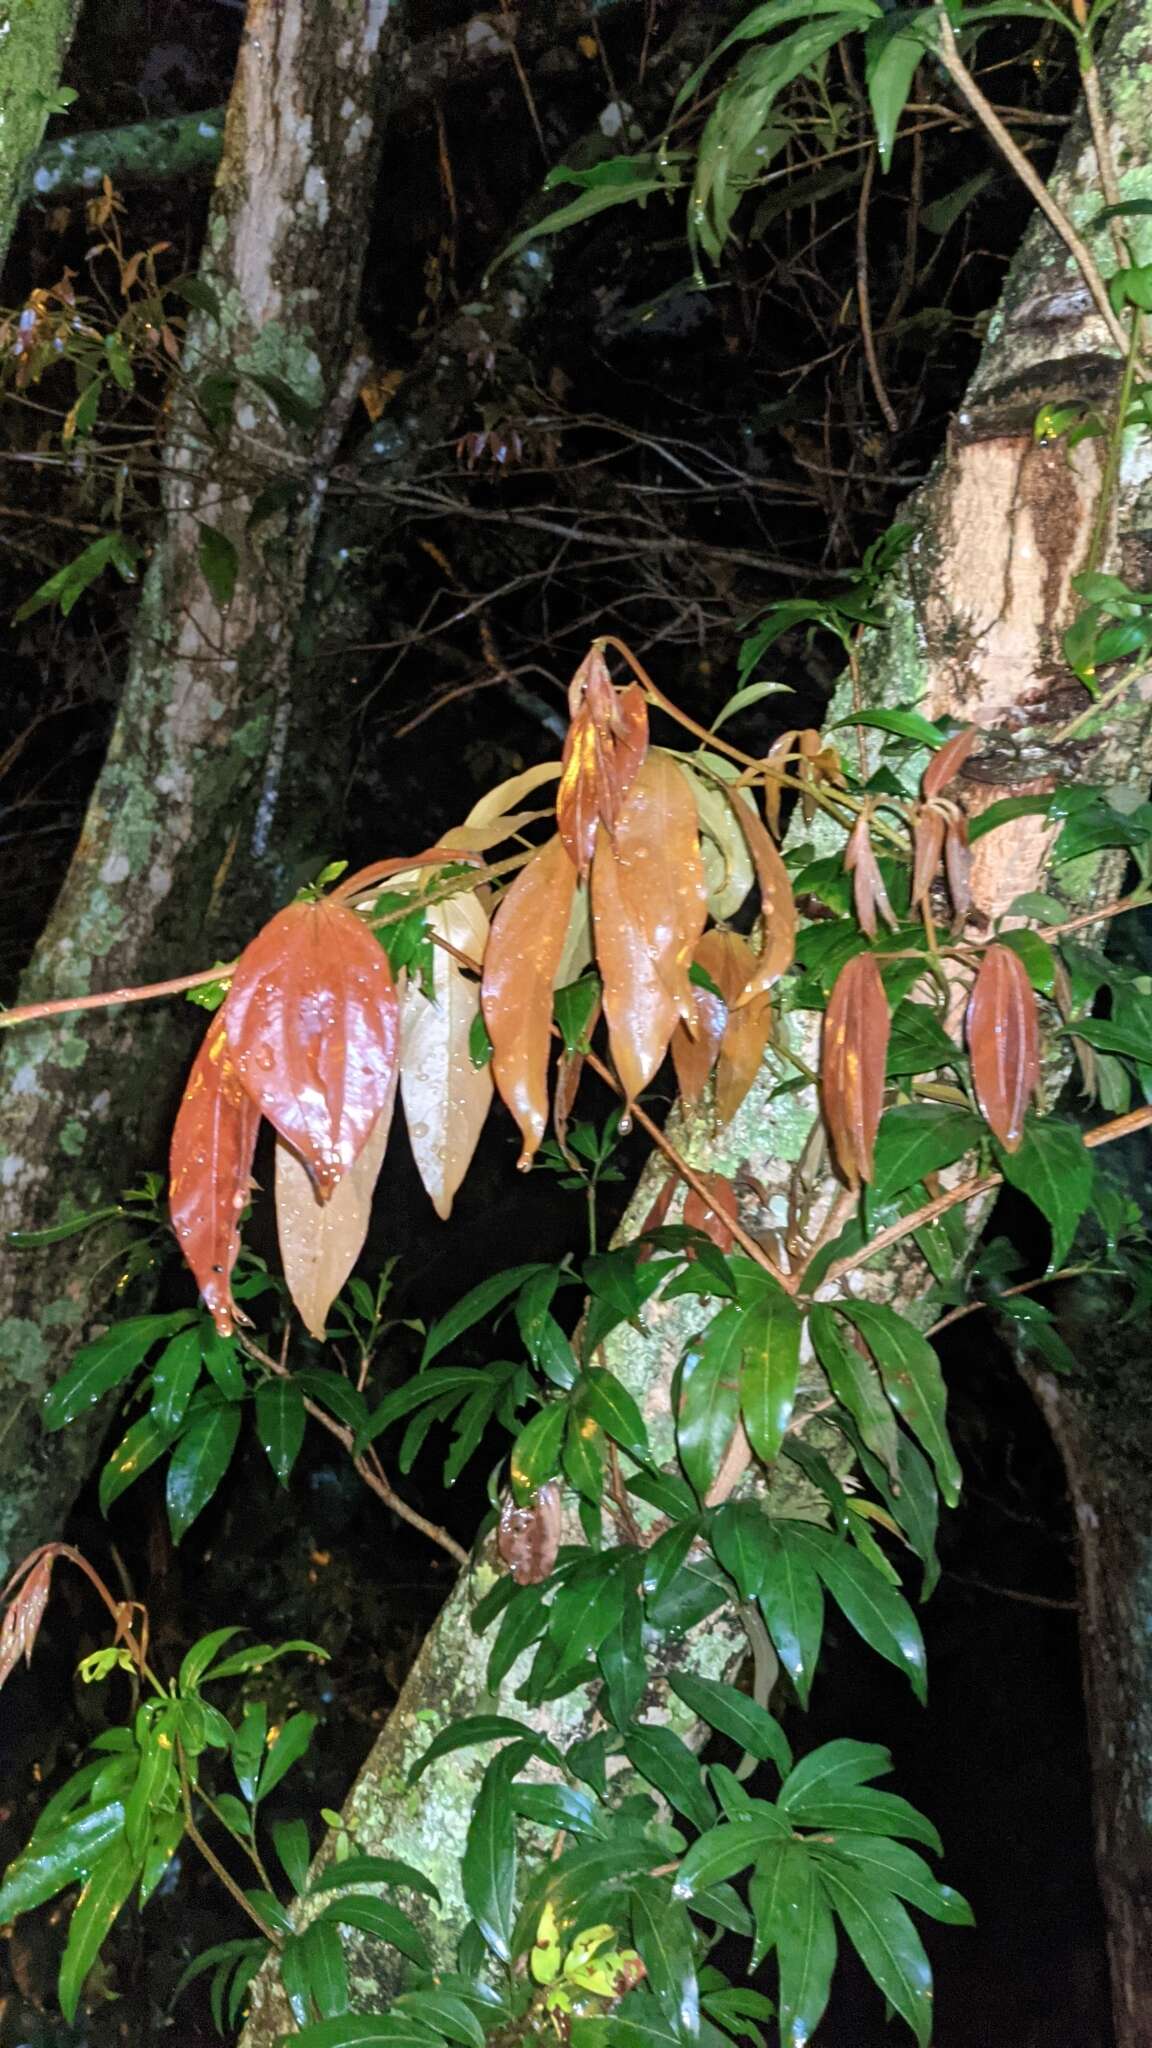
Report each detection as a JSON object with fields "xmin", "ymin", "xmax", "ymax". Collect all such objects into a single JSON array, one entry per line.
[
  {"xmin": 239, "ymin": 9, "xmax": 1152, "ymax": 2038},
  {"xmin": 0, "ymin": 0, "xmax": 394, "ymax": 1577},
  {"xmin": 0, "ymin": 0, "xmax": 82, "ymax": 276}
]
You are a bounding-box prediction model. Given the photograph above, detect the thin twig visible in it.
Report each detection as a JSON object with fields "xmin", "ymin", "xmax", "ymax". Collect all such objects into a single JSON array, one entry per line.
[{"xmin": 856, "ymin": 147, "xmax": 899, "ymax": 434}]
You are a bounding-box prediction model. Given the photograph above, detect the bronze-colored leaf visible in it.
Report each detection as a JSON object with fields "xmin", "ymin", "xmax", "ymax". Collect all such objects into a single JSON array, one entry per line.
[
  {"xmin": 967, "ymin": 942, "xmax": 1039, "ymax": 1152},
  {"xmin": 945, "ymin": 814, "xmax": 972, "ymax": 919},
  {"xmin": 224, "ymin": 898, "xmax": 399, "ymax": 1199},
  {"xmin": 0, "ymin": 1550, "xmax": 54, "ymax": 1692},
  {"xmin": 670, "ymin": 951, "xmax": 728, "ymax": 1106},
  {"xmin": 821, "ymin": 952, "xmax": 890, "ymax": 1187},
  {"xmin": 910, "ymin": 807, "xmax": 946, "ymax": 910},
  {"xmin": 683, "ymin": 1173, "xmax": 741, "ymax": 1254},
  {"xmin": 275, "ymin": 1102, "xmax": 393, "ymax": 1342},
  {"xmin": 591, "ymin": 750, "xmax": 708, "ymax": 1101},
  {"xmin": 481, "ymin": 833, "xmax": 577, "ymax": 1167},
  {"xmin": 557, "ymin": 646, "xmax": 649, "ymax": 877},
  {"xmin": 922, "ymin": 725, "xmax": 978, "ymax": 800},
  {"xmin": 728, "ymin": 796, "xmax": 796, "ymax": 1006},
  {"xmin": 498, "ymin": 1480, "xmax": 562, "ymax": 1584},
  {"xmin": 170, "ymin": 1015, "xmax": 261, "ymax": 1335},
  {"xmin": 716, "ymin": 984, "xmax": 773, "ymax": 1125},
  {"xmin": 400, "ymin": 892, "xmax": 493, "ymax": 1218},
  {"xmin": 844, "ymin": 813, "xmax": 898, "ymax": 939}
]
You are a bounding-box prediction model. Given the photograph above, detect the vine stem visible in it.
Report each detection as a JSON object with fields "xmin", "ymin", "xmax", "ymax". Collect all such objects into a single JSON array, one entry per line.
[
  {"xmin": 932, "ymin": 3, "xmax": 1134, "ymax": 359},
  {"xmin": 176, "ymin": 1738, "xmax": 283, "ymax": 1947}
]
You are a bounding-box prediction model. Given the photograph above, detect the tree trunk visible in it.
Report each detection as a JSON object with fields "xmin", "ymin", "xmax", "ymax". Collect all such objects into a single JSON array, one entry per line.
[
  {"xmin": 0, "ymin": 0, "xmax": 393, "ymax": 1577},
  {"xmin": 237, "ymin": 0, "xmax": 1152, "ymax": 2036},
  {"xmin": 0, "ymin": 0, "xmax": 82, "ymax": 276},
  {"xmin": 1026, "ymin": 1267, "xmax": 1152, "ymax": 2048}
]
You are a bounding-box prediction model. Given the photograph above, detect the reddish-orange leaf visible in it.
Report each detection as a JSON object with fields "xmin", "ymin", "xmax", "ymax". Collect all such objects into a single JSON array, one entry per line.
[
  {"xmin": 0, "ymin": 1549, "xmax": 54, "ymax": 1692},
  {"xmin": 967, "ymin": 942, "xmax": 1039, "ymax": 1152},
  {"xmin": 330, "ymin": 844, "xmax": 479, "ymax": 903},
  {"xmin": 556, "ymin": 646, "xmax": 648, "ymax": 877},
  {"xmin": 170, "ymin": 1015, "xmax": 261, "ymax": 1335},
  {"xmin": 716, "ymin": 984, "xmax": 773, "ymax": 1125},
  {"xmin": 729, "ymin": 797, "xmax": 796, "ymax": 1006},
  {"xmin": 636, "ymin": 1170, "xmax": 678, "ymax": 1258},
  {"xmin": 945, "ymin": 814, "xmax": 972, "ymax": 919},
  {"xmin": 683, "ymin": 1172, "xmax": 741, "ymax": 1254},
  {"xmin": 844, "ymin": 814, "xmax": 897, "ymax": 939},
  {"xmin": 821, "ymin": 952, "xmax": 890, "ymax": 1187},
  {"xmin": 922, "ymin": 725, "xmax": 977, "ymax": 800},
  {"xmin": 670, "ymin": 943, "xmax": 728, "ymax": 1106},
  {"xmin": 481, "ymin": 833, "xmax": 578, "ymax": 1167},
  {"xmin": 592, "ymin": 751, "xmax": 708, "ymax": 1101},
  {"xmin": 224, "ymin": 899, "xmax": 399, "ymax": 1200},
  {"xmin": 910, "ymin": 807, "xmax": 946, "ymax": 910}
]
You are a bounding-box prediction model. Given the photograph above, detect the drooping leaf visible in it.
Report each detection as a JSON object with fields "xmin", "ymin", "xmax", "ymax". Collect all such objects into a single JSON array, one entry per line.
[
  {"xmin": 592, "ymin": 751, "xmax": 708, "ymax": 1101},
  {"xmin": 99, "ymin": 1412, "xmax": 175, "ymax": 1514},
  {"xmin": 482, "ymin": 835, "xmax": 578, "ymax": 1166},
  {"xmin": 966, "ymin": 943, "xmax": 1040, "ymax": 1152},
  {"xmin": 421, "ymin": 1262, "xmax": 551, "ymax": 1368},
  {"xmin": 842, "ymin": 1300, "xmax": 961, "ymax": 1506},
  {"xmin": 149, "ymin": 1326, "xmax": 202, "ymax": 1434},
  {"xmin": 0, "ymin": 1801, "xmax": 126, "ymax": 1921},
  {"xmin": 169, "ymin": 1015, "xmax": 263, "ymax": 1334},
  {"xmin": 224, "ymin": 898, "xmax": 399, "ymax": 1198},
  {"xmin": 677, "ymin": 1304, "xmax": 745, "ymax": 1501},
  {"xmin": 254, "ymin": 1378, "xmax": 307, "ymax": 1486},
  {"xmin": 751, "ymin": 1841, "xmax": 836, "ymax": 2042},
  {"xmin": 166, "ymin": 1401, "xmax": 241, "ymax": 1540},
  {"xmin": 813, "ymin": 1858, "xmax": 934, "ymax": 2047},
  {"xmin": 671, "ymin": 945, "xmax": 729, "ymax": 1105},
  {"xmin": 740, "ymin": 1284, "xmax": 804, "ymax": 1467},
  {"xmin": 462, "ymin": 1750, "xmax": 519, "ymax": 1962},
  {"xmin": 820, "ymin": 1836, "xmax": 972, "ymax": 1924},
  {"xmin": 624, "ymin": 1724, "xmax": 716, "ymax": 1835},
  {"xmin": 58, "ymin": 1839, "xmax": 138, "ymax": 2022},
  {"xmin": 809, "ymin": 1304, "xmax": 899, "ymax": 1482},
  {"xmin": 308, "ymin": 1855, "xmax": 441, "ymax": 1901},
  {"xmin": 866, "ymin": 24, "xmax": 923, "ymax": 173},
  {"xmin": 315, "ymin": 1894, "xmax": 430, "ymax": 1967},
  {"xmin": 256, "ymin": 1710, "xmax": 318, "ymax": 1802},
  {"xmin": 821, "ymin": 952, "xmax": 889, "ymax": 1186},
  {"xmin": 995, "ymin": 1116, "xmax": 1094, "ymax": 1270},
  {"xmin": 729, "ymin": 795, "xmax": 796, "ymax": 1005},
  {"xmin": 673, "ymin": 1808, "xmax": 791, "ymax": 1899},
  {"xmin": 275, "ymin": 1100, "xmax": 393, "ymax": 1341},
  {"xmin": 297, "ymin": 1919, "xmax": 350, "ymax": 2019},
  {"xmin": 780, "ymin": 1523, "xmax": 927, "ymax": 1701},
  {"xmin": 668, "ymin": 1669, "xmax": 792, "ymax": 1778},
  {"xmin": 631, "ymin": 1877, "xmax": 700, "ymax": 2041},
  {"xmin": 557, "ymin": 646, "xmax": 649, "ymax": 877},
  {"xmin": 757, "ymin": 1526, "xmax": 824, "ymax": 1706},
  {"xmin": 871, "ymin": 1101, "xmax": 982, "ymax": 1202},
  {"xmin": 400, "ymin": 890, "xmax": 493, "ymax": 1217}
]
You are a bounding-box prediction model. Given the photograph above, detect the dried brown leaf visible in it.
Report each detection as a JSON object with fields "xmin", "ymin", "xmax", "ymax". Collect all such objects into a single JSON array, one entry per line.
[
  {"xmin": 844, "ymin": 814, "xmax": 898, "ymax": 939},
  {"xmin": 910, "ymin": 807, "xmax": 947, "ymax": 910},
  {"xmin": 481, "ymin": 833, "xmax": 577, "ymax": 1167},
  {"xmin": 728, "ymin": 796, "xmax": 796, "ymax": 1006},
  {"xmin": 967, "ymin": 942, "xmax": 1039, "ymax": 1152},
  {"xmin": 821, "ymin": 951, "xmax": 890, "ymax": 1187},
  {"xmin": 170, "ymin": 1014, "xmax": 261, "ymax": 1335}
]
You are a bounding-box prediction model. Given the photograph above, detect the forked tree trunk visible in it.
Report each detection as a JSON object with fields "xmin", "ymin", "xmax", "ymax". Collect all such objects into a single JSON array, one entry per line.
[
  {"xmin": 240, "ymin": 3, "xmax": 1152, "ymax": 2041},
  {"xmin": 233, "ymin": 0, "xmax": 1152, "ymax": 2039},
  {"xmin": 0, "ymin": 0, "xmax": 82, "ymax": 276},
  {"xmin": 0, "ymin": 0, "xmax": 393, "ymax": 1577}
]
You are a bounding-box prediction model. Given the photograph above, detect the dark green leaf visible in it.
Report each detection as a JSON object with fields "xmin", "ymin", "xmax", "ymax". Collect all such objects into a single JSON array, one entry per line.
[
  {"xmin": 256, "ymin": 1711, "xmax": 317, "ymax": 1801},
  {"xmin": 99, "ymin": 1411, "xmax": 175, "ymax": 1514},
  {"xmin": 149, "ymin": 1326, "xmax": 202, "ymax": 1434},
  {"xmin": 308, "ymin": 1854, "xmax": 440, "ymax": 1902},
  {"xmin": 231, "ymin": 1701, "xmax": 266, "ymax": 1804},
  {"xmin": 841, "ymin": 1301, "xmax": 961, "ymax": 1506},
  {"xmin": 512, "ymin": 1780, "xmax": 602, "ymax": 1837},
  {"xmin": 809, "ymin": 1305, "xmax": 899, "ymax": 1483},
  {"xmin": 204, "ymin": 1638, "xmax": 325, "ymax": 1682},
  {"xmin": 669, "ymin": 1670, "xmax": 791, "ymax": 1778},
  {"xmin": 409, "ymin": 1715, "xmax": 559, "ymax": 1785},
  {"xmin": 819, "ymin": 1837, "xmax": 972, "ymax": 1924},
  {"xmin": 272, "ymin": 1819, "xmax": 312, "ymax": 1895},
  {"xmin": 298, "ymin": 1919, "xmax": 350, "ymax": 2018},
  {"xmin": 751, "ymin": 1841, "xmax": 836, "ymax": 2041},
  {"xmin": 582, "ymin": 1369, "xmax": 650, "ymax": 1461},
  {"xmin": 872, "ymin": 1102, "xmax": 982, "ymax": 1202},
  {"xmin": 709, "ymin": 1501, "xmax": 772, "ymax": 1601},
  {"xmin": 673, "ymin": 1809, "xmax": 791, "ymax": 1898},
  {"xmin": 554, "ymin": 974, "xmax": 602, "ymax": 1055},
  {"xmin": 315, "ymin": 1895, "xmax": 431, "ymax": 1968},
  {"xmin": 202, "ymin": 1328, "xmax": 246, "ymax": 1399},
  {"xmin": 197, "ymin": 522, "xmax": 238, "ymax": 607},
  {"xmin": 886, "ymin": 1001, "xmax": 959, "ymax": 1078},
  {"xmin": 866, "ymin": 25, "xmax": 923, "ymax": 171},
  {"xmin": 510, "ymin": 1403, "xmax": 566, "ymax": 1503},
  {"xmin": 740, "ymin": 1288, "xmax": 803, "ymax": 1466},
  {"xmin": 757, "ymin": 1527, "xmax": 824, "ymax": 1705},
  {"xmin": 597, "ymin": 1584, "xmax": 647, "ymax": 1731},
  {"xmin": 166, "ymin": 1401, "xmax": 241, "ymax": 1540},
  {"xmin": 255, "ymin": 1378, "xmax": 307, "ymax": 1485},
  {"xmin": 422, "ymin": 1265, "xmax": 550, "ymax": 1367},
  {"xmin": 0, "ymin": 1802, "xmax": 126, "ymax": 1921},
  {"xmin": 996, "ymin": 1117, "xmax": 1094, "ymax": 1270},
  {"xmin": 462, "ymin": 1751, "xmax": 518, "ymax": 1962},
  {"xmin": 281, "ymin": 2022, "xmax": 442, "ymax": 2048},
  {"xmin": 781, "ymin": 1523, "xmax": 927, "ymax": 1701},
  {"xmin": 58, "ymin": 1839, "xmax": 138, "ymax": 2021},
  {"xmin": 834, "ymin": 709, "xmax": 946, "ymax": 748},
  {"xmin": 814, "ymin": 1859, "xmax": 933, "ymax": 2046},
  {"xmin": 487, "ymin": 1584, "xmax": 549, "ymax": 1690},
  {"xmin": 677, "ymin": 1305, "xmax": 744, "ymax": 1500},
  {"xmin": 625, "ymin": 1725, "xmax": 716, "ymax": 1834},
  {"xmin": 294, "ymin": 1370, "xmax": 369, "ymax": 1434},
  {"xmin": 546, "ymin": 1554, "xmax": 634, "ymax": 1666},
  {"xmin": 631, "ymin": 1877, "xmax": 700, "ymax": 2041},
  {"xmin": 393, "ymin": 1989, "xmax": 486, "ymax": 2048},
  {"xmin": 43, "ymin": 1312, "xmax": 193, "ymax": 1430}
]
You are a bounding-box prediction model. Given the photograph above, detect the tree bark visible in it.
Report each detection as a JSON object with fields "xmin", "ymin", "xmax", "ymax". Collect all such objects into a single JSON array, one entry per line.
[
  {"xmin": 0, "ymin": 0, "xmax": 82, "ymax": 276},
  {"xmin": 237, "ymin": 0, "xmax": 1152, "ymax": 2037},
  {"xmin": 0, "ymin": 0, "xmax": 392, "ymax": 1578}
]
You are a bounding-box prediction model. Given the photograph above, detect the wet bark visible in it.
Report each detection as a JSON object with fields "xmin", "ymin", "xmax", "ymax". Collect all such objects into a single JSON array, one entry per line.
[
  {"xmin": 238, "ymin": 0, "xmax": 1152, "ymax": 2036},
  {"xmin": 0, "ymin": 0, "xmax": 392, "ymax": 1575},
  {"xmin": 0, "ymin": 0, "xmax": 82, "ymax": 275}
]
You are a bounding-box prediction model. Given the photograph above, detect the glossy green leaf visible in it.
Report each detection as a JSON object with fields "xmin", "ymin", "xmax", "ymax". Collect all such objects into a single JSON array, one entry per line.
[
  {"xmin": 98, "ymin": 1411, "xmax": 175, "ymax": 1514},
  {"xmin": 231, "ymin": 1700, "xmax": 266, "ymax": 1804},
  {"xmin": 757, "ymin": 1526, "xmax": 824, "ymax": 1706},
  {"xmin": 294, "ymin": 1369, "xmax": 369, "ymax": 1434},
  {"xmin": 597, "ymin": 1585, "xmax": 647, "ymax": 1731},
  {"xmin": 462, "ymin": 1751, "xmax": 518, "ymax": 1962},
  {"xmin": 866, "ymin": 25, "xmax": 923, "ymax": 171},
  {"xmin": 422, "ymin": 1264, "xmax": 551, "ymax": 1367},
  {"xmin": 256, "ymin": 1710, "xmax": 317, "ymax": 1802},
  {"xmin": 871, "ymin": 1102, "xmax": 982, "ymax": 1202},
  {"xmin": 669, "ymin": 1670, "xmax": 792, "ymax": 1778},
  {"xmin": 409, "ymin": 1715, "xmax": 559, "ymax": 1785},
  {"xmin": 308, "ymin": 1854, "xmax": 440, "ymax": 1902},
  {"xmin": 740, "ymin": 1287, "xmax": 803, "ymax": 1466},
  {"xmin": 554, "ymin": 974, "xmax": 603, "ymax": 1054},
  {"xmin": 510, "ymin": 1402, "xmax": 566, "ymax": 1503},
  {"xmin": 58, "ymin": 1838, "xmax": 138, "ymax": 2022},
  {"xmin": 298, "ymin": 1919, "xmax": 350, "ymax": 2018},
  {"xmin": 487, "ymin": 1584, "xmax": 549, "ymax": 1690},
  {"xmin": 625, "ymin": 1724, "xmax": 716, "ymax": 1834},
  {"xmin": 43, "ymin": 1312, "xmax": 193, "ymax": 1430},
  {"xmin": 995, "ymin": 1117, "xmax": 1094, "ymax": 1270},
  {"xmin": 834, "ymin": 708, "xmax": 946, "ymax": 747},
  {"xmin": 677, "ymin": 1304, "xmax": 744, "ymax": 1500},
  {"xmin": 166, "ymin": 1401, "xmax": 241, "ymax": 1541},
  {"xmin": 123, "ymin": 1726, "xmax": 175, "ymax": 1855},
  {"xmin": 709, "ymin": 1501, "xmax": 772, "ymax": 1601},
  {"xmin": 809, "ymin": 1305, "xmax": 899, "ymax": 1483},
  {"xmin": 512, "ymin": 1780, "xmax": 602, "ymax": 1837},
  {"xmin": 284, "ymin": 2022, "xmax": 445, "ymax": 2048},
  {"xmin": 841, "ymin": 1301, "xmax": 961, "ymax": 1506},
  {"xmin": 815, "ymin": 1858, "xmax": 933, "ymax": 2046},
  {"xmin": 393, "ymin": 1989, "xmax": 487, "ymax": 2048},
  {"xmin": 315, "ymin": 1894, "xmax": 431, "ymax": 1967},
  {"xmin": 546, "ymin": 1554, "xmax": 634, "ymax": 1666},
  {"xmin": 272, "ymin": 1819, "xmax": 312, "ymax": 1894},
  {"xmin": 631, "ymin": 1877, "xmax": 700, "ymax": 2041},
  {"xmin": 673, "ymin": 1808, "xmax": 791, "ymax": 1898},
  {"xmin": 202, "ymin": 1328, "xmax": 246, "ymax": 1399},
  {"xmin": 255, "ymin": 1378, "xmax": 307, "ymax": 1485},
  {"xmin": 148, "ymin": 1326, "xmax": 202, "ymax": 1434},
  {"xmin": 582, "ymin": 1369, "xmax": 650, "ymax": 1461},
  {"xmin": 751, "ymin": 1842, "xmax": 836, "ymax": 2043},
  {"xmin": 0, "ymin": 1801, "xmax": 126, "ymax": 1920},
  {"xmin": 885, "ymin": 1001, "xmax": 959, "ymax": 1078},
  {"xmin": 778, "ymin": 1738, "xmax": 891, "ymax": 1810},
  {"xmin": 819, "ymin": 1837, "xmax": 973, "ymax": 1924},
  {"xmin": 782, "ymin": 1523, "xmax": 927, "ymax": 1701}
]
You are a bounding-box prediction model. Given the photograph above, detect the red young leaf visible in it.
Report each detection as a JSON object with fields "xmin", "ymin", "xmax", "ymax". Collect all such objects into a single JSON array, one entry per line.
[
  {"xmin": 821, "ymin": 952, "xmax": 890, "ymax": 1187},
  {"xmin": 592, "ymin": 750, "xmax": 708, "ymax": 1101},
  {"xmin": 329, "ymin": 844, "xmax": 479, "ymax": 903},
  {"xmin": 0, "ymin": 1550, "xmax": 55, "ymax": 1692},
  {"xmin": 481, "ymin": 833, "xmax": 578, "ymax": 1167},
  {"xmin": 844, "ymin": 813, "xmax": 898, "ymax": 939},
  {"xmin": 967, "ymin": 942, "xmax": 1039, "ymax": 1152},
  {"xmin": 170, "ymin": 1014, "xmax": 261, "ymax": 1334},
  {"xmin": 557, "ymin": 646, "xmax": 648, "ymax": 877},
  {"xmin": 922, "ymin": 725, "xmax": 978, "ymax": 800},
  {"xmin": 910, "ymin": 807, "xmax": 946, "ymax": 910},
  {"xmin": 224, "ymin": 898, "xmax": 399, "ymax": 1200},
  {"xmin": 728, "ymin": 796, "xmax": 796, "ymax": 1005}
]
